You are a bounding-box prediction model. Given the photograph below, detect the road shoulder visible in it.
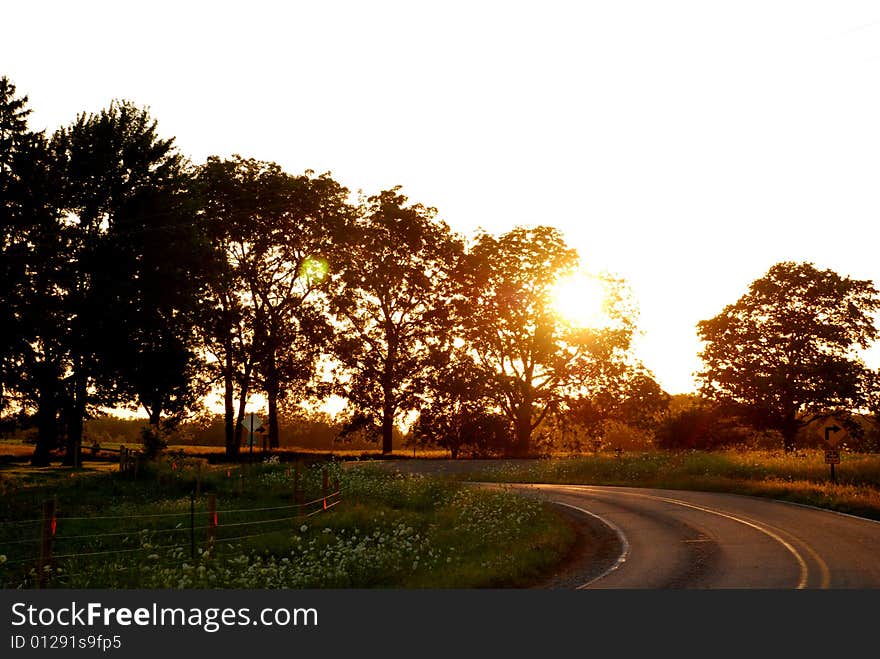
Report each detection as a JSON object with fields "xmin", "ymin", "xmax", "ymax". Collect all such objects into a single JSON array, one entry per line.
[{"xmin": 530, "ymin": 502, "xmax": 624, "ymax": 589}]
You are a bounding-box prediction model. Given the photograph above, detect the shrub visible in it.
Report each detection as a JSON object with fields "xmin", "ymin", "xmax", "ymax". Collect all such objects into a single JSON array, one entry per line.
[
  {"xmin": 654, "ymin": 407, "xmax": 751, "ymax": 450},
  {"xmin": 140, "ymin": 426, "xmax": 168, "ymax": 460}
]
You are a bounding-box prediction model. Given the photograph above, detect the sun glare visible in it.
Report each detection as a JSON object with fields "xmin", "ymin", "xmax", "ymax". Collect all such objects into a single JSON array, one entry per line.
[{"xmin": 550, "ymin": 273, "xmax": 609, "ymax": 329}]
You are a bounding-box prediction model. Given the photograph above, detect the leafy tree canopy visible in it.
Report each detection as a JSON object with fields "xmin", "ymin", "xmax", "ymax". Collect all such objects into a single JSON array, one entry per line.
[
  {"xmin": 461, "ymin": 226, "xmax": 638, "ymax": 456},
  {"xmin": 330, "ymin": 187, "xmax": 464, "ymax": 454},
  {"xmin": 697, "ymin": 261, "xmax": 880, "ymax": 451}
]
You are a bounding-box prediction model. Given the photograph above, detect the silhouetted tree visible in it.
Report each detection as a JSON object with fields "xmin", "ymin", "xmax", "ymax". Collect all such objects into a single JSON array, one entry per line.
[
  {"xmin": 562, "ymin": 368, "xmax": 669, "ymax": 448},
  {"xmin": 196, "ymin": 157, "xmax": 257, "ymax": 457},
  {"xmin": 0, "ymin": 77, "xmax": 68, "ymax": 465},
  {"xmin": 413, "ymin": 355, "xmax": 508, "ymax": 458},
  {"xmin": 0, "ymin": 76, "xmax": 36, "ymax": 411},
  {"xmin": 197, "ymin": 157, "xmax": 349, "ymax": 456},
  {"xmin": 93, "ymin": 181, "xmax": 209, "ymax": 430},
  {"xmin": 697, "ymin": 261, "xmax": 880, "ymax": 452},
  {"xmin": 245, "ymin": 167, "xmax": 349, "ymax": 450},
  {"xmin": 461, "ymin": 226, "xmax": 637, "ymax": 456},
  {"xmin": 330, "ymin": 188, "xmax": 464, "ymax": 454},
  {"xmin": 50, "ymin": 100, "xmax": 197, "ymax": 463}
]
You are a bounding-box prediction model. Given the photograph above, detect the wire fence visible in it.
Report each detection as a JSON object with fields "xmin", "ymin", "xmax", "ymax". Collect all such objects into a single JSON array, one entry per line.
[{"xmin": 0, "ymin": 467, "xmax": 343, "ymax": 586}]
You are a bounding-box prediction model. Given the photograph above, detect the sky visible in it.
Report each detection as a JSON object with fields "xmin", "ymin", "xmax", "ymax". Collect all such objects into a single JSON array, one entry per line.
[{"xmin": 4, "ymin": 1, "xmax": 880, "ymax": 395}]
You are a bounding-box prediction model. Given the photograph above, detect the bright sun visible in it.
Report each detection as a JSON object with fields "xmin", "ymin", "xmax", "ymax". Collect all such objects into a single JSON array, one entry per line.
[{"xmin": 550, "ymin": 273, "xmax": 609, "ymax": 328}]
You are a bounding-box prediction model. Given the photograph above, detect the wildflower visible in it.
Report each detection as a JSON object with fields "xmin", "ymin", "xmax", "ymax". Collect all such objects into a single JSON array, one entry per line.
[
  {"xmin": 0, "ymin": 555, "xmax": 6, "ymax": 564},
  {"xmin": 300, "ymin": 524, "xmax": 308, "ymax": 533}
]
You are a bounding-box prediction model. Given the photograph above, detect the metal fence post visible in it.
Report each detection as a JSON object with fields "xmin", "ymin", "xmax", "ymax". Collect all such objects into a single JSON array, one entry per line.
[
  {"xmin": 207, "ymin": 494, "xmax": 217, "ymax": 551},
  {"xmin": 190, "ymin": 491, "xmax": 195, "ymax": 560}
]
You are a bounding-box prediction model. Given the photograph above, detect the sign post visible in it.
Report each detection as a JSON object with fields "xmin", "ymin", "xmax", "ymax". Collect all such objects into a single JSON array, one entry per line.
[
  {"xmin": 240, "ymin": 413, "xmax": 265, "ymax": 457},
  {"xmin": 817, "ymin": 417, "xmax": 847, "ymax": 484}
]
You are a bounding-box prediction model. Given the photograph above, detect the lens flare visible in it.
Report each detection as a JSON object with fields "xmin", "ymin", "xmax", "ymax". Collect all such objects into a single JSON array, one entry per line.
[{"xmin": 299, "ymin": 256, "xmax": 329, "ymax": 283}]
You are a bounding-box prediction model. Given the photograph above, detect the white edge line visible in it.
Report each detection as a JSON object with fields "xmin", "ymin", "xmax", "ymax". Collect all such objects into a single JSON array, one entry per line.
[
  {"xmin": 560, "ymin": 484, "xmax": 811, "ymax": 589},
  {"xmin": 551, "ymin": 501, "xmax": 630, "ymax": 589}
]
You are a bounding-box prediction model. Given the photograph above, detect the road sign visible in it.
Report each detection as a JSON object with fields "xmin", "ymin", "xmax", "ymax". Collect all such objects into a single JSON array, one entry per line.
[
  {"xmin": 240, "ymin": 414, "xmax": 265, "ymax": 450},
  {"xmin": 239, "ymin": 413, "xmax": 264, "ymax": 431},
  {"xmin": 824, "ymin": 449, "xmax": 841, "ymax": 465},
  {"xmin": 815, "ymin": 416, "xmax": 848, "ymax": 448}
]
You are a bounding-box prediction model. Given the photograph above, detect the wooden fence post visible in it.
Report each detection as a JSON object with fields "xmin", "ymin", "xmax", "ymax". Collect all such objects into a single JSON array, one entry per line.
[
  {"xmin": 207, "ymin": 494, "xmax": 217, "ymax": 552},
  {"xmin": 322, "ymin": 468, "xmax": 328, "ymax": 510},
  {"xmin": 38, "ymin": 499, "xmax": 57, "ymax": 588},
  {"xmin": 195, "ymin": 462, "xmax": 202, "ymax": 496}
]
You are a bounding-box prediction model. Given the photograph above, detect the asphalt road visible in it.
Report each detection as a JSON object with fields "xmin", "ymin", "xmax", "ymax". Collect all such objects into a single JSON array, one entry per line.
[
  {"xmin": 512, "ymin": 483, "xmax": 880, "ymax": 589},
  {"xmin": 354, "ymin": 460, "xmax": 880, "ymax": 588}
]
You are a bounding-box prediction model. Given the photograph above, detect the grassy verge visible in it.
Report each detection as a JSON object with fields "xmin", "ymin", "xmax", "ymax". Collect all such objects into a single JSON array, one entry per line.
[
  {"xmin": 457, "ymin": 450, "xmax": 880, "ymax": 521},
  {"xmin": 0, "ymin": 460, "xmax": 572, "ymax": 588}
]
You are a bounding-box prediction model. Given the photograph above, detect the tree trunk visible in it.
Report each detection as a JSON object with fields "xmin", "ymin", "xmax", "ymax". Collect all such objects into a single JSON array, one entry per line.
[
  {"xmin": 63, "ymin": 404, "xmax": 84, "ymax": 468},
  {"xmin": 62, "ymin": 370, "xmax": 86, "ymax": 468},
  {"xmin": 266, "ymin": 362, "xmax": 280, "ymax": 449},
  {"xmin": 381, "ymin": 403, "xmax": 394, "ymax": 455},
  {"xmin": 782, "ymin": 426, "xmax": 798, "ymax": 453},
  {"xmin": 234, "ymin": 361, "xmax": 253, "ymax": 453},
  {"xmin": 31, "ymin": 380, "xmax": 57, "ymax": 467},
  {"xmin": 380, "ymin": 357, "xmax": 395, "ymax": 454},
  {"xmin": 223, "ymin": 349, "xmax": 237, "ymax": 460},
  {"xmin": 235, "ymin": 393, "xmax": 248, "ymax": 449},
  {"xmin": 513, "ymin": 415, "xmax": 531, "ymax": 457},
  {"xmin": 511, "ymin": 402, "xmax": 532, "ymax": 457},
  {"xmin": 781, "ymin": 414, "xmax": 799, "ymax": 453}
]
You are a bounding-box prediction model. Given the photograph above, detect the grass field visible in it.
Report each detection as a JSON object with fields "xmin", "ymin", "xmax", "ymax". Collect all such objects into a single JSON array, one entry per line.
[
  {"xmin": 5, "ymin": 441, "xmax": 879, "ymax": 589},
  {"xmin": 0, "ymin": 458, "xmax": 572, "ymax": 589},
  {"xmin": 0, "ymin": 438, "xmax": 453, "ymax": 463},
  {"xmin": 458, "ymin": 449, "xmax": 880, "ymax": 521}
]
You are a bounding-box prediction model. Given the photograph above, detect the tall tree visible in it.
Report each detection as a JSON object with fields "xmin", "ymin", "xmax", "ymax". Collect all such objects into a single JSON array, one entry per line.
[
  {"xmin": 330, "ymin": 188, "xmax": 464, "ymax": 454},
  {"xmin": 198, "ymin": 157, "xmax": 349, "ymax": 456},
  {"xmin": 461, "ymin": 226, "xmax": 636, "ymax": 456},
  {"xmin": 50, "ymin": 100, "xmax": 197, "ymax": 463},
  {"xmin": 0, "ymin": 76, "xmax": 68, "ymax": 465},
  {"xmin": 0, "ymin": 75, "xmax": 35, "ymax": 412},
  {"xmin": 697, "ymin": 261, "xmax": 880, "ymax": 452},
  {"xmin": 197, "ymin": 157, "xmax": 256, "ymax": 458},
  {"xmin": 92, "ymin": 181, "xmax": 209, "ymax": 429}
]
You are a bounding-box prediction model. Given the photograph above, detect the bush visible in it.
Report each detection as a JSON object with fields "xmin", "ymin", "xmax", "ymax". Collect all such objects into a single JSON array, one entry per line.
[
  {"xmin": 654, "ymin": 407, "xmax": 751, "ymax": 450},
  {"xmin": 140, "ymin": 426, "xmax": 168, "ymax": 460}
]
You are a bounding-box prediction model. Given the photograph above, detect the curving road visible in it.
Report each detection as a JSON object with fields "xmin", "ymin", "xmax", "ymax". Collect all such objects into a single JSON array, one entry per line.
[{"xmin": 511, "ymin": 484, "xmax": 880, "ymax": 589}]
